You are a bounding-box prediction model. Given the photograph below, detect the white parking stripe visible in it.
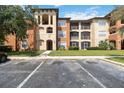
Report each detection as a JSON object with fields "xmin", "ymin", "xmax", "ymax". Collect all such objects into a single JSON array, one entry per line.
[
  {"xmin": 17, "ymin": 61, "xmax": 45, "ymax": 88},
  {"xmin": 77, "ymin": 63, "xmax": 106, "ymax": 88}
]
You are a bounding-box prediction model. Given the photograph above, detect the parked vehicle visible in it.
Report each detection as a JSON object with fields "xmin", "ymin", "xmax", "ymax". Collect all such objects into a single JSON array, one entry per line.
[{"xmin": 0, "ymin": 52, "xmax": 7, "ymax": 62}]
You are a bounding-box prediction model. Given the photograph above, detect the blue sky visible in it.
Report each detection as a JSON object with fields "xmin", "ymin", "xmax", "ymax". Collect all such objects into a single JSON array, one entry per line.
[{"xmin": 33, "ymin": 5, "xmax": 116, "ymax": 20}]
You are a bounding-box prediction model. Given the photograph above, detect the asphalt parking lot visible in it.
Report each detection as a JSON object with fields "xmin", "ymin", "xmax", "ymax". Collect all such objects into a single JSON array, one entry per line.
[{"xmin": 0, "ymin": 58, "xmax": 124, "ymax": 88}]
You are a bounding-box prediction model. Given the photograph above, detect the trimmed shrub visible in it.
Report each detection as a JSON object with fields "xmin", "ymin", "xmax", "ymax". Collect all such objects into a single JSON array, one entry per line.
[
  {"xmin": 87, "ymin": 47, "xmax": 105, "ymax": 50},
  {"xmin": 58, "ymin": 46, "xmax": 65, "ymax": 50},
  {"xmin": 0, "ymin": 45, "xmax": 12, "ymax": 52},
  {"xmin": 99, "ymin": 40, "xmax": 109, "ymax": 50},
  {"xmin": 69, "ymin": 46, "xmax": 79, "ymax": 50}
]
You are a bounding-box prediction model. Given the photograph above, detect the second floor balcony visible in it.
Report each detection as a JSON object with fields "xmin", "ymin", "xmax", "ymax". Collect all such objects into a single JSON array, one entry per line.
[
  {"xmin": 81, "ymin": 32, "xmax": 90, "ymax": 40},
  {"xmin": 70, "ymin": 32, "xmax": 79, "ymax": 40},
  {"xmin": 71, "ymin": 26, "xmax": 79, "ymax": 30},
  {"xmin": 71, "ymin": 36, "xmax": 79, "ymax": 40},
  {"xmin": 81, "ymin": 26, "xmax": 90, "ymax": 30}
]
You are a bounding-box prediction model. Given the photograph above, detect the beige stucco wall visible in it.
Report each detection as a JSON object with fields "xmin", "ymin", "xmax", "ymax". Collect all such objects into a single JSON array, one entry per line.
[
  {"xmin": 34, "ymin": 10, "xmax": 57, "ymax": 50},
  {"xmin": 91, "ymin": 19, "xmax": 109, "ymax": 47}
]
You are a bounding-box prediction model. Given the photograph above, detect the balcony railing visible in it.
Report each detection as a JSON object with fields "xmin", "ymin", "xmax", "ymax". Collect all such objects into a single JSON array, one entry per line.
[
  {"xmin": 71, "ymin": 26, "xmax": 79, "ymax": 30},
  {"xmin": 81, "ymin": 36, "xmax": 90, "ymax": 40},
  {"xmin": 70, "ymin": 36, "xmax": 79, "ymax": 40},
  {"xmin": 81, "ymin": 26, "xmax": 90, "ymax": 30}
]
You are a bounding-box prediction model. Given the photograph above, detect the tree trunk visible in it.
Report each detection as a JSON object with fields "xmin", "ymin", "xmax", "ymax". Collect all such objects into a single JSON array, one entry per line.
[{"xmin": 15, "ymin": 37, "xmax": 20, "ymax": 51}]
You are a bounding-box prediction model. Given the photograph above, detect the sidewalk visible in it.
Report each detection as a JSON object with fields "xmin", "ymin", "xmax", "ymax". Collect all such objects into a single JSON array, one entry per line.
[
  {"xmin": 8, "ymin": 55, "xmax": 124, "ymax": 60},
  {"xmin": 38, "ymin": 51, "xmax": 52, "ymax": 57}
]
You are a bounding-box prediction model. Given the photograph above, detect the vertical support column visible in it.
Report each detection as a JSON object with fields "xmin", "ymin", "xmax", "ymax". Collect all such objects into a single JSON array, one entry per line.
[
  {"xmin": 40, "ymin": 14, "xmax": 42, "ymax": 25},
  {"xmin": 49, "ymin": 15, "xmax": 51, "ymax": 25},
  {"xmin": 79, "ymin": 21, "xmax": 81, "ymax": 30},
  {"xmin": 79, "ymin": 22, "xmax": 81, "ymax": 50}
]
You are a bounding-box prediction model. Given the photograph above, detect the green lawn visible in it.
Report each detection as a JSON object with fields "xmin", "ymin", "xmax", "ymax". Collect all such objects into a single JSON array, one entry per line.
[
  {"xmin": 8, "ymin": 51, "xmax": 44, "ymax": 57},
  {"xmin": 49, "ymin": 50, "xmax": 124, "ymax": 56},
  {"xmin": 107, "ymin": 57, "xmax": 124, "ymax": 64}
]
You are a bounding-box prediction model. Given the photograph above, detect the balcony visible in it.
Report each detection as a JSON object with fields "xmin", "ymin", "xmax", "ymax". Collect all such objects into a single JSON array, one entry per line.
[
  {"xmin": 70, "ymin": 36, "xmax": 79, "ymax": 40},
  {"xmin": 81, "ymin": 32, "xmax": 90, "ymax": 40},
  {"xmin": 71, "ymin": 26, "xmax": 79, "ymax": 30},
  {"xmin": 81, "ymin": 26, "xmax": 90, "ymax": 30},
  {"xmin": 81, "ymin": 36, "xmax": 90, "ymax": 40},
  {"xmin": 70, "ymin": 32, "xmax": 79, "ymax": 40}
]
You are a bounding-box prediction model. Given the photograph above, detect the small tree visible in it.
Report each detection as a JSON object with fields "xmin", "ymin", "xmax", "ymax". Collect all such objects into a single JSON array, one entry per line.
[{"xmin": 99, "ymin": 40, "xmax": 110, "ymax": 50}]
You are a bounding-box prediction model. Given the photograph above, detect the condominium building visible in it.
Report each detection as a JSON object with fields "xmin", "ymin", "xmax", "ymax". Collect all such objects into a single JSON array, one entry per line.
[
  {"xmin": 105, "ymin": 13, "xmax": 124, "ymax": 50},
  {"xmin": 5, "ymin": 8, "xmax": 110, "ymax": 51},
  {"xmin": 70, "ymin": 18, "xmax": 109, "ymax": 49}
]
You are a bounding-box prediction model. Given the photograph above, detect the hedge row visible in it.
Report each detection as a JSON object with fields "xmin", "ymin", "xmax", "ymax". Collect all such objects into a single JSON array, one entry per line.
[
  {"xmin": 69, "ymin": 46, "xmax": 79, "ymax": 50},
  {"xmin": 0, "ymin": 45, "xmax": 12, "ymax": 52},
  {"xmin": 87, "ymin": 47, "xmax": 106, "ymax": 50}
]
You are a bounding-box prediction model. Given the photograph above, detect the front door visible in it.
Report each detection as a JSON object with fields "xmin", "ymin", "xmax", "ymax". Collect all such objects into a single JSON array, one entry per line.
[{"xmin": 47, "ymin": 40, "xmax": 53, "ymax": 50}]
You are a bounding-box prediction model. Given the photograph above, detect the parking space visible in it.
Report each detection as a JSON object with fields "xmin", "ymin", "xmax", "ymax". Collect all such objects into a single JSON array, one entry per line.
[
  {"xmin": 0, "ymin": 59, "xmax": 124, "ymax": 88},
  {"xmin": 0, "ymin": 59, "xmax": 43, "ymax": 88}
]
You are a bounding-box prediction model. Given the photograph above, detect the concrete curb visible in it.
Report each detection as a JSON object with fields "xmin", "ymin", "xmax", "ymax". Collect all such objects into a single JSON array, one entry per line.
[
  {"xmin": 9, "ymin": 56, "xmax": 124, "ymax": 60},
  {"xmin": 100, "ymin": 58, "xmax": 124, "ymax": 67}
]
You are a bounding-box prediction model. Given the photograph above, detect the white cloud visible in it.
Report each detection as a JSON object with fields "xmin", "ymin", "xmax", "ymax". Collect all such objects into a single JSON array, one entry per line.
[
  {"xmin": 54, "ymin": 5, "xmax": 62, "ymax": 7},
  {"xmin": 64, "ymin": 6, "xmax": 102, "ymax": 20},
  {"xmin": 88, "ymin": 6, "xmax": 100, "ymax": 10}
]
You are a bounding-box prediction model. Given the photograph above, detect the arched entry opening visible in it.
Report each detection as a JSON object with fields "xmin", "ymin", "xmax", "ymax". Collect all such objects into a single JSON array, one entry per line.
[{"xmin": 47, "ymin": 40, "xmax": 53, "ymax": 50}]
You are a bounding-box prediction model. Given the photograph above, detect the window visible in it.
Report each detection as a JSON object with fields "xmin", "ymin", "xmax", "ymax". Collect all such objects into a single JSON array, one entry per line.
[
  {"xmin": 58, "ymin": 31, "xmax": 66, "ymax": 37},
  {"xmin": 42, "ymin": 14, "xmax": 49, "ymax": 25},
  {"xmin": 99, "ymin": 31, "xmax": 107, "ymax": 36},
  {"xmin": 47, "ymin": 27, "xmax": 53, "ymax": 33},
  {"xmin": 58, "ymin": 20, "xmax": 66, "ymax": 26},
  {"xmin": 38, "ymin": 16, "xmax": 40, "ymax": 24},
  {"xmin": 21, "ymin": 40, "xmax": 28, "ymax": 49},
  {"xmin": 98, "ymin": 20, "xmax": 106, "ymax": 26}
]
